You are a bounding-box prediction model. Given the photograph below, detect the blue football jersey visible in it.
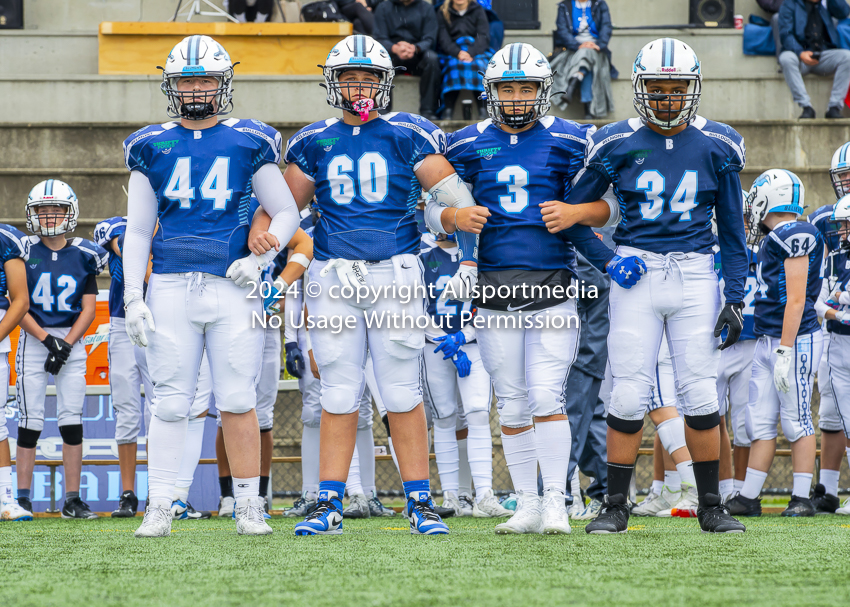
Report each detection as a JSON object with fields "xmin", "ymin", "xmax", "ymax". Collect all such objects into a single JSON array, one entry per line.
[
  {"xmin": 445, "ymin": 116, "xmax": 592, "ymax": 273},
  {"xmin": 25, "ymin": 237, "xmax": 107, "ymax": 328},
  {"xmin": 421, "ymin": 244, "xmax": 474, "ymax": 337},
  {"xmin": 809, "ymin": 204, "xmax": 841, "ymax": 252},
  {"xmin": 809, "ymin": 204, "xmax": 850, "ymax": 336},
  {"xmin": 123, "ymin": 118, "xmax": 282, "ymax": 277},
  {"xmin": 94, "ymin": 216, "xmax": 127, "ymax": 318},
  {"xmin": 284, "ymin": 112, "xmax": 446, "ymax": 262},
  {"xmin": 753, "ymin": 221, "xmax": 824, "ymax": 339},
  {"xmin": 715, "ymin": 246, "xmax": 758, "ymax": 341},
  {"xmin": 570, "ymin": 116, "xmax": 749, "ymax": 303},
  {"xmin": 0, "ymin": 224, "xmax": 29, "ymax": 312}
]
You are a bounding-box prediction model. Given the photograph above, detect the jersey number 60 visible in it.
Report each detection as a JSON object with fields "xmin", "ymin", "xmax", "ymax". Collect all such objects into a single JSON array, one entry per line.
[{"xmin": 328, "ymin": 153, "xmax": 389, "ymax": 205}]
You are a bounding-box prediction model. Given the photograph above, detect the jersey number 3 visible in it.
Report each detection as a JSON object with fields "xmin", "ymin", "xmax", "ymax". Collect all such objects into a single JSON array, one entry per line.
[
  {"xmin": 637, "ymin": 170, "xmax": 698, "ymax": 221},
  {"xmin": 164, "ymin": 157, "xmax": 233, "ymax": 210}
]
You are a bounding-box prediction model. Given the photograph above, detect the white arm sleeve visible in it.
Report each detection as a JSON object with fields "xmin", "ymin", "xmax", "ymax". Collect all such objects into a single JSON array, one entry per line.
[
  {"xmin": 424, "ymin": 174, "xmax": 476, "ymax": 234},
  {"xmin": 425, "ymin": 199, "xmax": 449, "ymax": 234},
  {"xmin": 814, "ymin": 277, "xmax": 833, "ymax": 319},
  {"xmin": 600, "ymin": 185, "xmax": 621, "ymax": 228},
  {"xmin": 252, "ymin": 163, "xmax": 301, "ymax": 263},
  {"xmin": 123, "ymin": 171, "xmax": 158, "ymax": 303}
]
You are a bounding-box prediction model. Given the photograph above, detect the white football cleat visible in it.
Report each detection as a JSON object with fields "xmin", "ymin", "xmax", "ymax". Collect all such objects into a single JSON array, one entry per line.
[
  {"xmin": 472, "ymin": 489, "xmax": 512, "ymax": 518},
  {"xmin": 571, "ymin": 497, "xmax": 602, "ymax": 521},
  {"xmin": 658, "ymin": 483, "xmax": 698, "ymax": 518},
  {"xmin": 835, "ymin": 497, "xmax": 850, "ymax": 515},
  {"xmin": 441, "ymin": 491, "xmax": 464, "ymax": 517},
  {"xmin": 458, "ymin": 493, "xmax": 475, "ymax": 517},
  {"xmin": 494, "ymin": 492, "xmax": 543, "ymax": 534},
  {"xmin": 1, "ymin": 499, "xmax": 33, "ymax": 521},
  {"xmin": 134, "ymin": 505, "xmax": 172, "ymax": 538},
  {"xmin": 235, "ymin": 496, "xmax": 273, "ymax": 535},
  {"xmin": 218, "ymin": 496, "xmax": 235, "ymax": 518},
  {"xmin": 632, "ymin": 485, "xmax": 680, "ymax": 517},
  {"xmin": 540, "ymin": 489, "xmax": 571, "ymax": 534}
]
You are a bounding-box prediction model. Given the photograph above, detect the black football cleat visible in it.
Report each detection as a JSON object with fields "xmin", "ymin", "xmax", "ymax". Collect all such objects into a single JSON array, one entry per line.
[
  {"xmin": 725, "ymin": 493, "xmax": 762, "ymax": 517},
  {"xmin": 111, "ymin": 490, "xmax": 139, "ymax": 518},
  {"xmin": 782, "ymin": 495, "xmax": 814, "ymax": 517},
  {"xmin": 811, "ymin": 483, "xmax": 840, "ymax": 514},
  {"xmin": 698, "ymin": 494, "xmax": 746, "ymax": 533},
  {"xmin": 585, "ymin": 494, "xmax": 629, "ymax": 534},
  {"xmin": 61, "ymin": 497, "xmax": 99, "ymax": 520}
]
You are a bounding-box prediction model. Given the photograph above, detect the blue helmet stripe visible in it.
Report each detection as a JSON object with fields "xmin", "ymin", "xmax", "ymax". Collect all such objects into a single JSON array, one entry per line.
[
  {"xmin": 45, "ymin": 179, "xmax": 53, "ymax": 196},
  {"xmin": 662, "ymin": 39, "xmax": 674, "ymax": 67},
  {"xmin": 841, "ymin": 142, "xmax": 849, "ymax": 166},
  {"xmin": 510, "ymin": 43, "xmax": 521, "ymax": 71},
  {"xmin": 783, "ymin": 170, "xmax": 801, "ymax": 208},
  {"xmin": 188, "ymin": 35, "xmax": 199, "ymax": 66}
]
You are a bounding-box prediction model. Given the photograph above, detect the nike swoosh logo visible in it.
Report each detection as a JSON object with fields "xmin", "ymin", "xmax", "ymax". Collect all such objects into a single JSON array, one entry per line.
[
  {"xmin": 401, "ymin": 264, "xmax": 411, "ymax": 269},
  {"xmin": 506, "ymin": 301, "xmax": 534, "ymax": 312}
]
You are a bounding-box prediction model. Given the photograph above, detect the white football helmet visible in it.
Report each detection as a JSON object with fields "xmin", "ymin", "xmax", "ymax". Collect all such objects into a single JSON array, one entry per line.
[
  {"xmin": 26, "ymin": 179, "xmax": 80, "ymax": 237},
  {"xmin": 322, "ymin": 35, "xmax": 395, "ymax": 113},
  {"xmin": 831, "ymin": 142, "xmax": 850, "ymax": 199},
  {"xmin": 745, "ymin": 169, "xmax": 805, "ymax": 246},
  {"xmin": 161, "ymin": 35, "xmax": 234, "ymax": 120},
  {"xmin": 483, "ymin": 43, "xmax": 553, "ymax": 128},
  {"xmin": 632, "ymin": 38, "xmax": 702, "ymax": 129}
]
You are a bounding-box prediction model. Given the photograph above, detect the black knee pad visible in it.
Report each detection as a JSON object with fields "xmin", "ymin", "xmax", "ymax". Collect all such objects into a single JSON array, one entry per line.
[
  {"xmin": 59, "ymin": 424, "xmax": 83, "ymax": 446},
  {"xmin": 16, "ymin": 427, "xmax": 41, "ymax": 449},
  {"xmin": 822, "ymin": 428, "xmax": 842, "ymax": 434},
  {"xmin": 607, "ymin": 415, "xmax": 643, "ymax": 434},
  {"xmin": 684, "ymin": 412, "xmax": 721, "ymax": 431},
  {"xmin": 381, "ymin": 414, "xmax": 391, "ymax": 438}
]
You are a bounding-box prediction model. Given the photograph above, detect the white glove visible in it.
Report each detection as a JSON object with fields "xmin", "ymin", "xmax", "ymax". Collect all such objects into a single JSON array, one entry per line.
[
  {"xmin": 773, "ymin": 345, "xmax": 793, "ymax": 394},
  {"xmin": 439, "ymin": 264, "xmax": 478, "ymax": 303},
  {"xmin": 840, "ymin": 292, "xmax": 850, "ymax": 306},
  {"xmin": 226, "ymin": 253, "xmax": 268, "ymax": 288},
  {"xmin": 125, "ymin": 298, "xmax": 156, "ymax": 348},
  {"xmin": 319, "ymin": 258, "xmax": 368, "ymax": 290}
]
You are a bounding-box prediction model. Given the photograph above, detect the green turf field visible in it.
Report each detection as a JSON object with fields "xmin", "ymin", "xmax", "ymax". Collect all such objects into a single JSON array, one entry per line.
[{"xmin": 1, "ymin": 514, "xmax": 849, "ymax": 607}]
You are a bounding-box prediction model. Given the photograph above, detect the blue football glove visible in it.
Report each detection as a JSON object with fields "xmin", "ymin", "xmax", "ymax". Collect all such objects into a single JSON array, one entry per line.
[
  {"xmin": 284, "ymin": 341, "xmax": 305, "ymax": 379},
  {"xmin": 433, "ymin": 331, "xmax": 466, "ymax": 359},
  {"xmin": 452, "ymin": 350, "xmax": 471, "ymax": 378},
  {"xmin": 605, "ymin": 255, "xmax": 647, "ymax": 289}
]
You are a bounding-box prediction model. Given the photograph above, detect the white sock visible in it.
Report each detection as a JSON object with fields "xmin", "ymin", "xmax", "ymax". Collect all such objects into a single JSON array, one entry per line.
[
  {"xmin": 733, "ymin": 479, "xmax": 744, "ymax": 493},
  {"xmin": 571, "ymin": 468, "xmax": 582, "ymax": 496},
  {"xmin": 821, "ymin": 469, "xmax": 840, "ymax": 496},
  {"xmin": 387, "ymin": 436, "xmax": 402, "ymax": 481},
  {"xmin": 356, "ymin": 426, "xmax": 376, "ymax": 495},
  {"xmin": 457, "ymin": 438, "xmax": 472, "ymax": 497},
  {"xmin": 0, "ymin": 465, "xmax": 12, "ymax": 503},
  {"xmin": 173, "ymin": 486, "xmax": 190, "ymax": 503},
  {"xmin": 301, "ymin": 425, "xmax": 321, "ymax": 496},
  {"xmin": 719, "ymin": 478, "xmax": 734, "ymax": 498},
  {"xmin": 651, "ymin": 479, "xmax": 664, "ymax": 494},
  {"xmin": 535, "ymin": 419, "xmax": 571, "ymax": 495},
  {"xmin": 664, "ymin": 470, "xmax": 681, "ymax": 492},
  {"xmin": 255, "ymin": 12, "xmax": 269, "ymax": 22},
  {"xmin": 676, "ymin": 460, "xmax": 696, "ymax": 487},
  {"xmin": 501, "ymin": 429, "xmax": 538, "ymax": 494},
  {"xmin": 174, "ymin": 416, "xmax": 205, "ymax": 498},
  {"xmin": 233, "ymin": 476, "xmax": 259, "ymax": 500},
  {"xmin": 346, "ymin": 444, "xmax": 364, "ymax": 497},
  {"xmin": 147, "ymin": 416, "xmax": 189, "ymax": 508},
  {"xmin": 467, "ymin": 421, "xmax": 493, "ymax": 500},
  {"xmin": 740, "ymin": 467, "xmax": 768, "ymax": 500},
  {"xmin": 792, "ymin": 472, "xmax": 813, "ymax": 498},
  {"xmin": 433, "ymin": 423, "xmax": 460, "ymax": 495}
]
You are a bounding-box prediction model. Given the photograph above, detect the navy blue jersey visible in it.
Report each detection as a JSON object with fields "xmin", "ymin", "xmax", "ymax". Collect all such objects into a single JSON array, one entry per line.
[
  {"xmin": 809, "ymin": 204, "xmax": 850, "ymax": 335},
  {"xmin": 570, "ymin": 116, "xmax": 748, "ymax": 303},
  {"xmin": 809, "ymin": 204, "xmax": 841, "ymax": 252},
  {"xmin": 25, "ymin": 237, "xmax": 107, "ymax": 328},
  {"xmin": 421, "ymin": 244, "xmax": 474, "ymax": 336},
  {"xmin": 445, "ymin": 117, "xmax": 593, "ymax": 273},
  {"xmin": 94, "ymin": 216, "xmax": 127, "ymax": 318},
  {"xmin": 753, "ymin": 221, "xmax": 824, "ymax": 339},
  {"xmin": 123, "ymin": 118, "xmax": 282, "ymax": 277},
  {"xmin": 715, "ymin": 247, "xmax": 758, "ymax": 341},
  {"xmin": 0, "ymin": 224, "xmax": 29, "ymax": 312},
  {"xmin": 284, "ymin": 112, "xmax": 446, "ymax": 262}
]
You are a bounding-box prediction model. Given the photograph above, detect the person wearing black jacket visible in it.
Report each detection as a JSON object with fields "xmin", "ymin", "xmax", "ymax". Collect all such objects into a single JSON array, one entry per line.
[
  {"xmin": 436, "ymin": 0, "xmax": 490, "ymax": 119},
  {"xmin": 337, "ymin": 0, "xmax": 380, "ymax": 35},
  {"xmin": 374, "ymin": 0, "xmax": 441, "ymax": 119}
]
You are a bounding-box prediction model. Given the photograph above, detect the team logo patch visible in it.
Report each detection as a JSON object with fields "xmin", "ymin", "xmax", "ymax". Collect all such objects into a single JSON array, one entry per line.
[
  {"xmin": 628, "ymin": 149, "xmax": 651, "ymax": 165},
  {"xmin": 476, "ymin": 146, "xmax": 502, "ymax": 160},
  {"xmin": 316, "ymin": 137, "xmax": 340, "ymax": 152},
  {"xmin": 152, "ymin": 139, "xmax": 179, "ymax": 155},
  {"xmin": 28, "ymin": 258, "xmax": 41, "ymax": 268}
]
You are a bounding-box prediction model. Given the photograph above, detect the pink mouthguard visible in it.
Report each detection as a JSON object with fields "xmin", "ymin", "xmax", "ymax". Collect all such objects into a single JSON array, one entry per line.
[{"xmin": 353, "ymin": 98, "xmax": 375, "ymax": 122}]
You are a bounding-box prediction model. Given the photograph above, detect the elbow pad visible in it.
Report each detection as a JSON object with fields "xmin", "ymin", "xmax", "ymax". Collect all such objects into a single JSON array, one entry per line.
[
  {"xmin": 601, "ymin": 186, "xmax": 621, "ymax": 228},
  {"xmin": 428, "ymin": 174, "xmax": 475, "ymax": 210}
]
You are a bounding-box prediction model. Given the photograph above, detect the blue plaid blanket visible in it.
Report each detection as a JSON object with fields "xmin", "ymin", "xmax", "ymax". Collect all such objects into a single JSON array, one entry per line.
[{"xmin": 439, "ymin": 36, "xmax": 491, "ymax": 95}]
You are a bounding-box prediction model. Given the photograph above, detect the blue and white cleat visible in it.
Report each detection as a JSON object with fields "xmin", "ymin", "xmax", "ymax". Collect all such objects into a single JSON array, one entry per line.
[
  {"xmin": 295, "ymin": 491, "xmax": 344, "ymax": 536},
  {"xmin": 406, "ymin": 491, "xmax": 449, "ymax": 535}
]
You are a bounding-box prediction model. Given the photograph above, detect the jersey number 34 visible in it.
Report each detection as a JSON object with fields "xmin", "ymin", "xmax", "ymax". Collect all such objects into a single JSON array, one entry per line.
[{"xmin": 637, "ymin": 170, "xmax": 698, "ymax": 221}]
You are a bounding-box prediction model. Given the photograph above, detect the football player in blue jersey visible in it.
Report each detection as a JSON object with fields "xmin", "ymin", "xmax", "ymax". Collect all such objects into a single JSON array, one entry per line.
[
  {"xmin": 421, "ymin": 231, "xmax": 509, "ymax": 518},
  {"xmin": 15, "ymin": 179, "xmax": 107, "ymax": 520},
  {"xmin": 556, "ymin": 39, "xmax": 748, "ymax": 533},
  {"xmin": 725, "ymin": 170, "xmax": 825, "ymax": 518},
  {"xmin": 426, "ymin": 43, "xmax": 644, "ymax": 535},
  {"xmin": 277, "ymin": 34, "xmax": 485, "ymax": 536},
  {"xmin": 807, "ymin": 142, "xmax": 850, "ymax": 515},
  {"xmin": 120, "ymin": 35, "xmax": 301, "ymax": 537},
  {"xmin": 93, "ymin": 216, "xmax": 146, "ymax": 518},
  {"xmin": 0, "ymin": 223, "xmax": 31, "ymax": 521}
]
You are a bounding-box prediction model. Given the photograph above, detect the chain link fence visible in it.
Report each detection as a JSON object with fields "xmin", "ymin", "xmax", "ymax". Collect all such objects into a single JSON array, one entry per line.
[{"xmin": 271, "ymin": 356, "xmax": 850, "ymax": 500}]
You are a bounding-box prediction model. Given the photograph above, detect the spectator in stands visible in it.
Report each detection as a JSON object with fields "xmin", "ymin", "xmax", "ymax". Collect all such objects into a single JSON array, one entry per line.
[
  {"xmin": 436, "ymin": 0, "xmax": 490, "ymax": 120},
  {"xmin": 338, "ymin": 0, "xmax": 380, "ymax": 35},
  {"xmin": 550, "ymin": 0, "xmax": 617, "ymax": 120},
  {"xmin": 227, "ymin": 0, "xmax": 273, "ymax": 22},
  {"xmin": 756, "ymin": 0, "xmax": 785, "ymax": 63},
  {"xmin": 374, "ymin": 0, "xmax": 441, "ymax": 119},
  {"xmin": 778, "ymin": 0, "xmax": 850, "ymax": 119}
]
